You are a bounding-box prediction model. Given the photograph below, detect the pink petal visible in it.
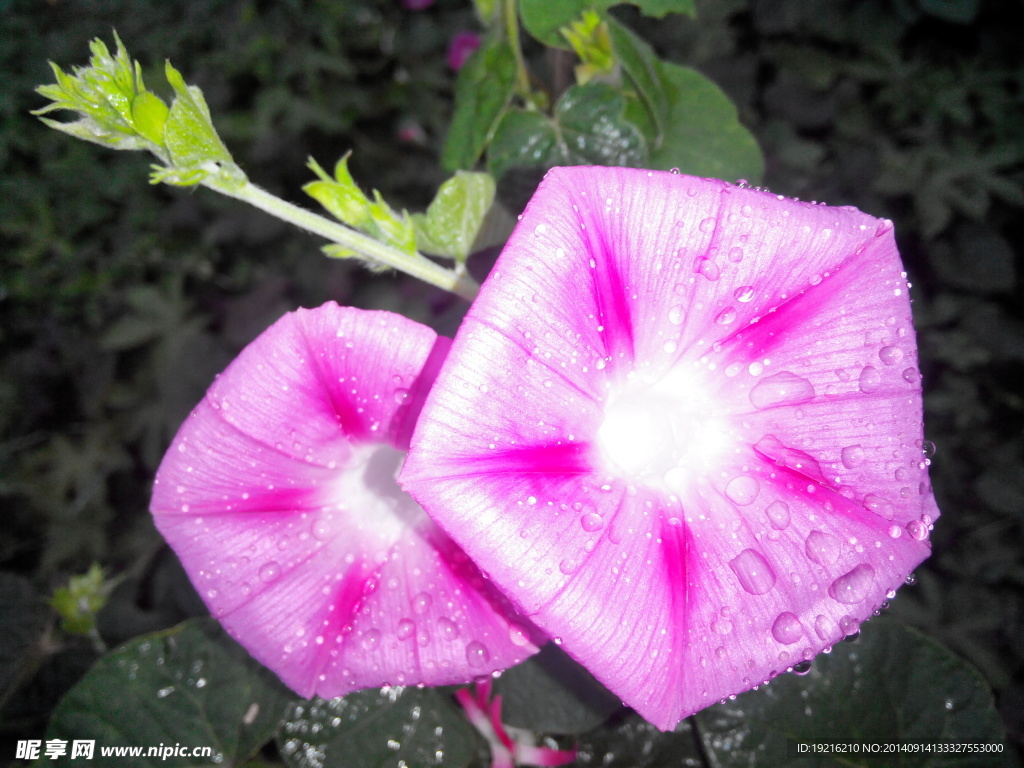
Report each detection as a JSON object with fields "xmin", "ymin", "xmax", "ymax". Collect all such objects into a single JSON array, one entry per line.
[
  {"xmin": 400, "ymin": 167, "xmax": 938, "ymax": 729},
  {"xmin": 151, "ymin": 302, "xmax": 539, "ymax": 698}
]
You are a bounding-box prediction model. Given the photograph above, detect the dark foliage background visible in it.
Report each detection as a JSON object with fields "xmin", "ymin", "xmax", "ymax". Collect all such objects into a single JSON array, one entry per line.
[{"xmin": 2, "ymin": 0, "xmax": 1022, "ymax": 761}]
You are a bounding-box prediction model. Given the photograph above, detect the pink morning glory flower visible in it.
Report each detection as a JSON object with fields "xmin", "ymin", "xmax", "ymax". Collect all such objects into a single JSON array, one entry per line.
[
  {"xmin": 400, "ymin": 167, "xmax": 940, "ymax": 729},
  {"xmin": 447, "ymin": 32, "xmax": 482, "ymax": 71},
  {"xmin": 151, "ymin": 303, "xmax": 539, "ymax": 698}
]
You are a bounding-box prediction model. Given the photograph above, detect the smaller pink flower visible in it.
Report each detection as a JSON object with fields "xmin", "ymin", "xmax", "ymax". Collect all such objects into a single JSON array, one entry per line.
[
  {"xmin": 151, "ymin": 303, "xmax": 540, "ymax": 698},
  {"xmin": 447, "ymin": 32, "xmax": 482, "ymax": 71}
]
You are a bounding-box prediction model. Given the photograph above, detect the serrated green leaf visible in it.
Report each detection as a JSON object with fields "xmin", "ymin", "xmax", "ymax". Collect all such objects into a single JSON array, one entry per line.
[
  {"xmin": 303, "ymin": 156, "xmax": 373, "ymax": 230},
  {"xmin": 277, "ymin": 688, "xmax": 482, "ymax": 768},
  {"xmin": 520, "ymin": 0, "xmax": 696, "ymax": 48},
  {"xmin": 131, "ymin": 91, "xmax": 170, "ymax": 146},
  {"xmin": 49, "ymin": 563, "xmax": 110, "ymax": 637},
  {"xmin": 441, "ymin": 33, "xmax": 518, "ymax": 172},
  {"xmin": 561, "ymin": 11, "xmax": 615, "ymax": 84},
  {"xmin": 411, "ymin": 171, "xmax": 496, "ymax": 261},
  {"xmin": 36, "ymin": 115, "xmax": 150, "ymax": 152},
  {"xmin": 695, "ymin": 619, "xmax": 1013, "ymax": 768},
  {"xmin": 163, "ymin": 61, "xmax": 240, "ymax": 186},
  {"xmin": 43, "ymin": 619, "xmax": 292, "ymax": 768},
  {"xmin": 493, "ymin": 644, "xmax": 622, "ymax": 735},
  {"xmin": 606, "ymin": 16, "xmax": 669, "ymax": 144},
  {"xmin": 649, "ymin": 61, "xmax": 764, "ymax": 183},
  {"xmin": 487, "ymin": 83, "xmax": 647, "ymax": 180}
]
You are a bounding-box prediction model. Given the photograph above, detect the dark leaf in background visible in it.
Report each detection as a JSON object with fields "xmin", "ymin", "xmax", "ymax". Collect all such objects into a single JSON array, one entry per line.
[
  {"xmin": 487, "ymin": 83, "xmax": 647, "ymax": 180},
  {"xmin": 575, "ymin": 712, "xmax": 705, "ymax": 767},
  {"xmin": 694, "ymin": 619, "xmax": 1014, "ymax": 768},
  {"xmin": 42, "ymin": 619, "xmax": 292, "ymax": 767},
  {"xmin": 0, "ymin": 573, "xmax": 50, "ymax": 703},
  {"xmin": 494, "ymin": 643, "xmax": 623, "ymax": 735},
  {"xmin": 277, "ymin": 687, "xmax": 481, "ymax": 768}
]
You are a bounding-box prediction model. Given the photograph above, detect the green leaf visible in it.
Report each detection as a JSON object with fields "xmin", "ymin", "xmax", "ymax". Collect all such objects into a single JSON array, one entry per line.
[
  {"xmin": 695, "ymin": 619, "xmax": 1013, "ymax": 768},
  {"xmin": 560, "ymin": 11, "xmax": 616, "ymax": 84},
  {"xmin": 411, "ymin": 171, "xmax": 496, "ymax": 261},
  {"xmin": 43, "ymin": 619, "xmax": 292, "ymax": 767},
  {"xmin": 131, "ymin": 91, "xmax": 170, "ymax": 146},
  {"xmin": 605, "ymin": 16, "xmax": 669, "ymax": 145},
  {"xmin": 574, "ymin": 713, "xmax": 705, "ymax": 767},
  {"xmin": 277, "ymin": 687, "xmax": 482, "ymax": 768},
  {"xmin": 649, "ymin": 61, "xmax": 764, "ymax": 183},
  {"xmin": 49, "ymin": 563, "xmax": 111, "ymax": 637},
  {"xmin": 162, "ymin": 61, "xmax": 243, "ymax": 187},
  {"xmin": 487, "ymin": 83, "xmax": 647, "ymax": 180},
  {"xmin": 303, "ymin": 155, "xmax": 373, "ymax": 230},
  {"xmin": 493, "ymin": 644, "xmax": 622, "ymax": 735},
  {"xmin": 441, "ymin": 33, "xmax": 518, "ymax": 172},
  {"xmin": 520, "ymin": 0, "xmax": 696, "ymax": 48}
]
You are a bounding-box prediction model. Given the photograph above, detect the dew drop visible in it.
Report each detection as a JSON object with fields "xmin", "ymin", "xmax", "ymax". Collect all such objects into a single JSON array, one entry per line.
[
  {"xmin": 791, "ymin": 660, "xmax": 813, "ymax": 675},
  {"xmin": 734, "ymin": 285, "xmax": 754, "ymax": 302},
  {"xmin": 749, "ymin": 371, "xmax": 815, "ymax": 409},
  {"xmin": 698, "ymin": 217, "xmax": 717, "ymax": 233},
  {"xmin": 466, "ymin": 640, "xmax": 490, "ymax": 668},
  {"xmin": 580, "ymin": 512, "xmax": 604, "ymax": 532},
  {"xmin": 902, "ymin": 367, "xmax": 920, "ymax": 384},
  {"xmin": 728, "ymin": 246, "xmax": 744, "ymax": 262},
  {"xmin": 858, "ymin": 366, "xmax": 882, "ymax": 393},
  {"xmin": 771, "ymin": 612, "xmax": 803, "ymax": 644},
  {"xmin": 840, "ymin": 445, "xmax": 865, "ymax": 469},
  {"xmin": 258, "ymin": 562, "xmax": 281, "ymax": 583},
  {"xmin": 905, "ymin": 520, "xmax": 928, "ymax": 540},
  {"xmin": 729, "ymin": 548, "xmax": 776, "ymax": 595},
  {"xmin": 725, "ymin": 475, "xmax": 760, "ymax": 506},
  {"xmin": 696, "ymin": 259, "xmax": 721, "ymax": 281},
  {"xmin": 814, "ymin": 614, "xmax": 829, "ymax": 639},
  {"xmin": 863, "ymin": 493, "xmax": 896, "ymax": 519},
  {"xmin": 878, "ymin": 346, "xmax": 903, "ymax": 366},
  {"xmin": 397, "ymin": 619, "xmax": 415, "ymax": 640},
  {"xmin": 393, "ymin": 388, "xmax": 410, "ymax": 404},
  {"xmin": 559, "ymin": 559, "xmax": 578, "ymax": 575},
  {"xmin": 805, "ymin": 530, "xmax": 841, "ymax": 566},
  {"xmin": 668, "ymin": 305, "xmax": 685, "ymax": 325},
  {"xmin": 413, "ymin": 592, "xmax": 432, "ymax": 614},
  {"xmin": 361, "ymin": 629, "xmax": 381, "ymax": 651},
  {"xmin": 715, "ymin": 306, "xmax": 737, "ymax": 325},
  {"xmin": 437, "ymin": 617, "xmax": 460, "ymax": 640},
  {"xmin": 711, "ymin": 619, "xmax": 733, "ymax": 635},
  {"xmin": 888, "ymin": 524, "xmax": 902, "ymax": 539},
  {"xmin": 765, "ymin": 500, "xmax": 791, "ymax": 530},
  {"xmin": 829, "ymin": 563, "xmax": 875, "ymax": 604}
]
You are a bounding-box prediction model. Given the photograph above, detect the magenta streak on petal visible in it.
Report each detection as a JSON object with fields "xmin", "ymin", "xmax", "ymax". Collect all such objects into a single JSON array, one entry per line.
[
  {"xmin": 390, "ymin": 335, "xmax": 452, "ymax": 450},
  {"xmin": 582, "ymin": 216, "xmax": 636, "ymax": 365},
  {"xmin": 450, "ymin": 442, "xmax": 593, "ymax": 478}
]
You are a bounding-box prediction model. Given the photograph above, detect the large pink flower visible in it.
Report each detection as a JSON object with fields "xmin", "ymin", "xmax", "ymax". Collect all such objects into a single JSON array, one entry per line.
[
  {"xmin": 400, "ymin": 167, "xmax": 939, "ymax": 729},
  {"xmin": 151, "ymin": 303, "xmax": 539, "ymax": 697}
]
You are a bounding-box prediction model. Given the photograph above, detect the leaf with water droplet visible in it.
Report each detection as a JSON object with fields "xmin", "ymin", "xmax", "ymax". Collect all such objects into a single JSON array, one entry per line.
[
  {"xmin": 493, "ymin": 644, "xmax": 622, "ymax": 735},
  {"xmin": 43, "ymin": 619, "xmax": 292, "ymax": 767},
  {"xmin": 277, "ymin": 687, "xmax": 481, "ymax": 768},
  {"xmin": 487, "ymin": 84, "xmax": 647, "ymax": 181},
  {"xmin": 695, "ymin": 619, "xmax": 1011, "ymax": 767}
]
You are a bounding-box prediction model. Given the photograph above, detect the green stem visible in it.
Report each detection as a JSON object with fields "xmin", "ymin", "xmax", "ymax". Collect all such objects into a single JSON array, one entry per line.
[
  {"xmin": 503, "ymin": 0, "xmax": 532, "ymax": 98},
  {"xmin": 204, "ymin": 178, "xmax": 480, "ymax": 302}
]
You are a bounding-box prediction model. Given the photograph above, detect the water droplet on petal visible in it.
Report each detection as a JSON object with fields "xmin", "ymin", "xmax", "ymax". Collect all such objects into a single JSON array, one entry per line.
[
  {"xmin": 413, "ymin": 592, "xmax": 432, "ymax": 614},
  {"xmin": 725, "ymin": 475, "xmax": 760, "ymax": 506},
  {"xmin": 902, "ymin": 367, "xmax": 920, "ymax": 384},
  {"xmin": 766, "ymin": 501, "xmax": 791, "ymax": 530},
  {"xmin": 397, "ymin": 619, "xmax": 415, "ymax": 640},
  {"xmin": 840, "ymin": 445, "xmax": 865, "ymax": 469},
  {"xmin": 905, "ymin": 520, "xmax": 928, "ymax": 540},
  {"xmin": 734, "ymin": 285, "xmax": 754, "ymax": 302},
  {"xmin": 729, "ymin": 548, "xmax": 776, "ymax": 595},
  {"xmin": 829, "ymin": 563, "xmax": 875, "ymax": 604},
  {"xmin": 668, "ymin": 305, "xmax": 685, "ymax": 325},
  {"xmin": 771, "ymin": 612, "xmax": 803, "ymax": 644},
  {"xmin": 814, "ymin": 614, "xmax": 829, "ymax": 639},
  {"xmin": 437, "ymin": 617, "xmax": 459, "ymax": 640},
  {"xmin": 728, "ymin": 246, "xmax": 744, "ymax": 263},
  {"xmin": 361, "ymin": 629, "xmax": 381, "ymax": 650},
  {"xmin": 878, "ymin": 346, "xmax": 903, "ymax": 365},
  {"xmin": 580, "ymin": 512, "xmax": 604, "ymax": 532},
  {"xmin": 805, "ymin": 530, "xmax": 841, "ymax": 566},
  {"xmin": 715, "ymin": 306, "xmax": 737, "ymax": 325},
  {"xmin": 749, "ymin": 371, "xmax": 815, "ymax": 409},
  {"xmin": 699, "ymin": 217, "xmax": 717, "ymax": 233},
  {"xmin": 858, "ymin": 366, "xmax": 882, "ymax": 393},
  {"xmin": 695, "ymin": 259, "xmax": 721, "ymax": 281},
  {"xmin": 258, "ymin": 562, "xmax": 281, "ymax": 583},
  {"xmin": 792, "ymin": 660, "xmax": 813, "ymax": 675},
  {"xmin": 559, "ymin": 559, "xmax": 578, "ymax": 575},
  {"xmin": 466, "ymin": 640, "xmax": 490, "ymax": 668}
]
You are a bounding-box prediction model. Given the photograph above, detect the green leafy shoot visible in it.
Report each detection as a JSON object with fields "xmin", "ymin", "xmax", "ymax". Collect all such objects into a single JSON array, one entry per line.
[
  {"xmin": 560, "ymin": 11, "xmax": 616, "ymax": 85},
  {"xmin": 49, "ymin": 563, "xmax": 115, "ymax": 649},
  {"xmin": 411, "ymin": 172, "xmax": 496, "ymax": 263},
  {"xmin": 35, "ymin": 32, "xmax": 245, "ymax": 191},
  {"xmin": 34, "ymin": 32, "xmax": 164, "ymax": 154},
  {"xmin": 304, "ymin": 155, "xmax": 418, "ymax": 266}
]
